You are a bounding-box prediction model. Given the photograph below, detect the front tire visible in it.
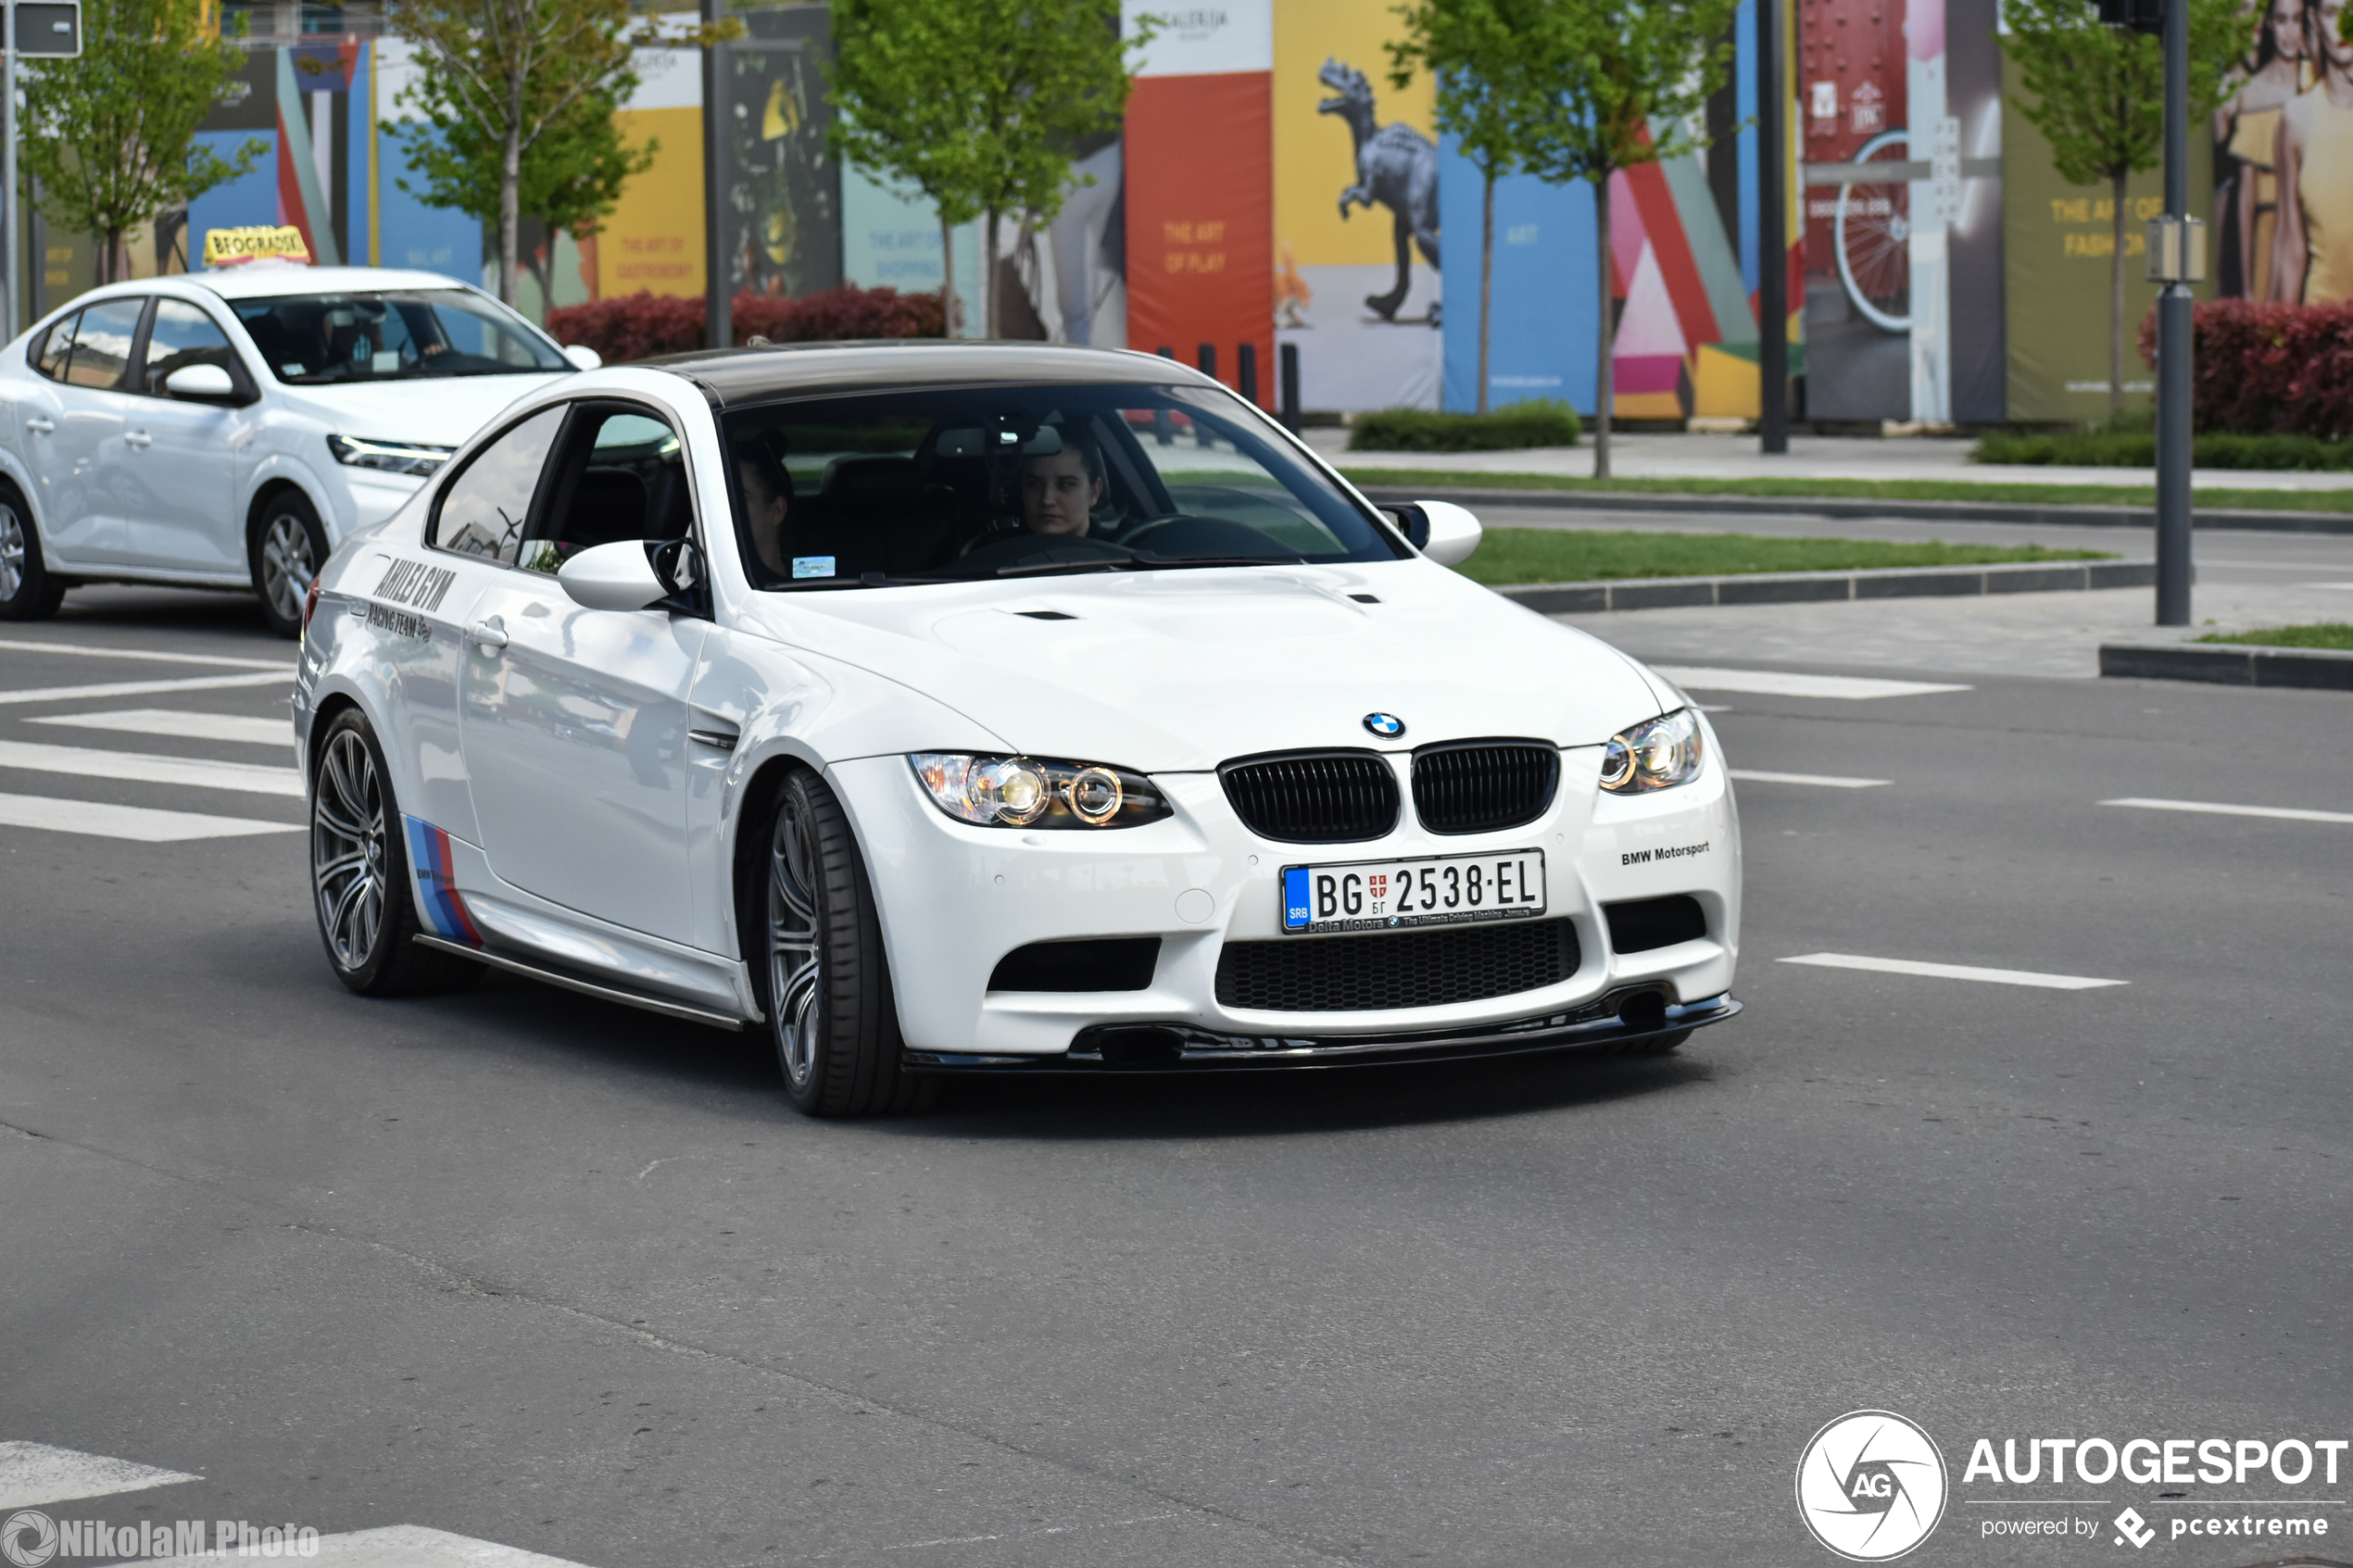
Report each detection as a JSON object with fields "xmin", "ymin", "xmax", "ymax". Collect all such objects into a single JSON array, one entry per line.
[
  {"xmin": 311, "ymin": 709, "xmax": 480, "ymax": 997},
  {"xmin": 761, "ymin": 769, "xmax": 927, "ymax": 1117},
  {"xmin": 252, "ymin": 491, "xmax": 328, "ymax": 639},
  {"xmin": 0, "ymin": 488, "xmax": 67, "ymax": 621}
]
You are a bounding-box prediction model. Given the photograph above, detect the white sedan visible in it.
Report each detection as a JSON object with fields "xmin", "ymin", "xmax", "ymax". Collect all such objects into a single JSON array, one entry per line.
[
  {"xmin": 295, "ymin": 343, "xmax": 1742, "ymax": 1115},
  {"xmin": 0, "ymin": 265, "xmax": 593, "ymax": 634}
]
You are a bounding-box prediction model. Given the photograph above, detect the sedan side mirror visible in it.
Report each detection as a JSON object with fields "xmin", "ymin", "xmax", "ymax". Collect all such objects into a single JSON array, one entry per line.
[
  {"xmin": 562, "ymin": 344, "xmax": 603, "ymax": 370},
  {"xmin": 557, "ymin": 538, "xmax": 669, "ymax": 611},
  {"xmin": 1386, "ymin": 498, "xmax": 1482, "ymax": 567},
  {"xmin": 164, "ymin": 363, "xmax": 238, "ymax": 401}
]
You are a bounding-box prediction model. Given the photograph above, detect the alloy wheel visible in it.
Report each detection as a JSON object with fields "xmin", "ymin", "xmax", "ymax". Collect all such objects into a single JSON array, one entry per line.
[
  {"xmin": 768, "ymin": 798, "xmax": 824, "ymax": 1088},
  {"xmin": 314, "ymin": 729, "xmax": 387, "ymax": 971},
  {"xmin": 0, "ymin": 506, "xmax": 24, "ymax": 602},
  {"xmin": 260, "ymin": 512, "xmax": 317, "ymax": 626}
]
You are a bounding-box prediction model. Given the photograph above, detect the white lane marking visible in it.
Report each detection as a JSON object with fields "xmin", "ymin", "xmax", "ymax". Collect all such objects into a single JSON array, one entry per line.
[
  {"xmin": 145, "ymin": 1525, "xmax": 593, "ymax": 1567},
  {"xmin": 1653, "ymin": 665, "xmax": 1972, "ymax": 700},
  {"xmin": 0, "ymin": 1441, "xmax": 199, "ymax": 1510},
  {"xmin": 2102, "ymin": 796, "xmax": 2353, "ymax": 825},
  {"xmin": 30, "ymin": 708, "xmax": 294, "ymax": 747},
  {"xmin": 0, "ymin": 740, "xmax": 303, "ymax": 797},
  {"xmin": 0, "ymin": 671, "xmax": 291, "ymax": 707},
  {"xmin": 0, "ymin": 793, "xmax": 301, "ymax": 841},
  {"xmin": 1780, "ymin": 952, "xmax": 2127, "ymax": 990},
  {"xmin": 0, "ymin": 637, "xmax": 287, "ymax": 670},
  {"xmin": 1730, "ymin": 769, "xmax": 1891, "ymax": 788}
]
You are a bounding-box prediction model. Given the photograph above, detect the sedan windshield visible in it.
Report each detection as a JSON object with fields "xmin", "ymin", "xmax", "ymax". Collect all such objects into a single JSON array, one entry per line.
[
  {"xmin": 233, "ymin": 290, "xmax": 570, "ymax": 384},
  {"xmin": 722, "ymin": 383, "xmax": 1405, "ymax": 588}
]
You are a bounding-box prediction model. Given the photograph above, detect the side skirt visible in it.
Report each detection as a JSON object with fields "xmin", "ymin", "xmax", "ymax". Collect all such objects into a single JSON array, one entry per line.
[{"xmin": 412, "ymin": 934, "xmax": 748, "ymax": 1032}]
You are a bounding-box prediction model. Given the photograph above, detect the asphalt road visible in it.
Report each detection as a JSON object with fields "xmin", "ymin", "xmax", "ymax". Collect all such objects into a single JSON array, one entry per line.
[{"xmin": 4, "ymin": 583, "xmax": 2351, "ymax": 1567}]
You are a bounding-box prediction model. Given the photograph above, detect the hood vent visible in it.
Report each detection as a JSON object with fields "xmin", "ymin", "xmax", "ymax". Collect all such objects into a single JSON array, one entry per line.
[
  {"xmin": 1219, "ymin": 750, "xmax": 1399, "ymax": 843},
  {"xmin": 1412, "ymin": 740, "xmax": 1561, "ymax": 834}
]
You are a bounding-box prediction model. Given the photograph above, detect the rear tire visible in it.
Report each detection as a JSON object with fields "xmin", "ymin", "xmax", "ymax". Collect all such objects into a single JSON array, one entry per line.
[
  {"xmin": 0, "ymin": 489, "xmax": 67, "ymax": 621},
  {"xmin": 251, "ymin": 491, "xmax": 328, "ymax": 639},
  {"xmin": 759, "ymin": 768, "xmax": 929, "ymax": 1117},
  {"xmin": 311, "ymin": 709, "xmax": 482, "ymax": 997}
]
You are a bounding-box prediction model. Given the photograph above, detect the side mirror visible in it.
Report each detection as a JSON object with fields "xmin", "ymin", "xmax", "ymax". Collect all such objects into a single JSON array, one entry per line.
[
  {"xmin": 557, "ymin": 538, "xmax": 669, "ymax": 611},
  {"xmin": 164, "ymin": 363, "xmax": 237, "ymax": 400},
  {"xmin": 1385, "ymin": 498, "xmax": 1482, "ymax": 567},
  {"xmin": 562, "ymin": 344, "xmax": 603, "ymax": 370}
]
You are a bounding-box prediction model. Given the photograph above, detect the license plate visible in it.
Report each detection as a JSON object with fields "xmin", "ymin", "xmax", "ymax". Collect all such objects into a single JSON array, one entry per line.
[{"xmin": 1281, "ymin": 850, "xmax": 1546, "ymax": 935}]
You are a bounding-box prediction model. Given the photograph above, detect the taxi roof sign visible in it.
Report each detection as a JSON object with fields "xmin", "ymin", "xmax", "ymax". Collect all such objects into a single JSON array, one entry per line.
[{"xmin": 204, "ymin": 225, "xmax": 312, "ymax": 268}]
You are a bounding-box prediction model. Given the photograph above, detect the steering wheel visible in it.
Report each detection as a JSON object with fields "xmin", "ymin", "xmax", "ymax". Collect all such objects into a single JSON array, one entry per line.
[{"xmin": 951, "ymin": 531, "xmax": 1133, "ymax": 574}]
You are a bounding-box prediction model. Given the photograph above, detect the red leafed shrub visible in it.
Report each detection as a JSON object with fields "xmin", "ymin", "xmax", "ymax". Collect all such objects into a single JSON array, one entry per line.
[
  {"xmin": 2138, "ymin": 298, "xmax": 2353, "ymax": 436},
  {"xmin": 546, "ymin": 286, "xmax": 947, "ymax": 365}
]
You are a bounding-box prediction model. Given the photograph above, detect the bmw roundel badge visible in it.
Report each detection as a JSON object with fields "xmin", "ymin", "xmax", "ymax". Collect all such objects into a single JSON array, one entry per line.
[{"xmin": 1363, "ymin": 712, "xmax": 1406, "ymax": 738}]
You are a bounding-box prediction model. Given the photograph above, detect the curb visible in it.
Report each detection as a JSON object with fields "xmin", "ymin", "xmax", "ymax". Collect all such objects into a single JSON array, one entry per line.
[
  {"xmin": 1493, "ymin": 558, "xmax": 2156, "ymax": 616},
  {"xmin": 2098, "ymin": 641, "xmax": 2353, "ymax": 689},
  {"xmin": 1353, "ymin": 482, "xmax": 2353, "ymax": 533}
]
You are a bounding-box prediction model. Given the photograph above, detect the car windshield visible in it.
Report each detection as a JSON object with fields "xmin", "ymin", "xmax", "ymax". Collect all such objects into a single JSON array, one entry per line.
[
  {"xmin": 721, "ymin": 383, "xmax": 1404, "ymax": 588},
  {"xmin": 232, "ymin": 289, "xmax": 570, "ymax": 384}
]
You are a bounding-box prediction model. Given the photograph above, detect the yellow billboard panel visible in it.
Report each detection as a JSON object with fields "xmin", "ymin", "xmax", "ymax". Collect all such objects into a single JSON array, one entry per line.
[{"xmin": 595, "ymin": 106, "xmax": 705, "ymax": 299}]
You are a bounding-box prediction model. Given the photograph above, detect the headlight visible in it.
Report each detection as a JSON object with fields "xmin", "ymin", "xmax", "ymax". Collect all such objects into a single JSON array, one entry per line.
[
  {"xmin": 328, "ymin": 433, "xmax": 453, "ymax": 476},
  {"xmin": 1598, "ymin": 709, "xmax": 1705, "ymax": 795},
  {"xmin": 908, "ymin": 754, "xmax": 1172, "ymax": 829}
]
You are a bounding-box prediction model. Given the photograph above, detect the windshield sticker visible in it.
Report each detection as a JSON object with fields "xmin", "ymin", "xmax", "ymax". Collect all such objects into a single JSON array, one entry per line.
[
  {"xmin": 792, "ymin": 556, "xmax": 836, "ymax": 580},
  {"xmin": 374, "ymin": 558, "xmax": 458, "ymax": 612}
]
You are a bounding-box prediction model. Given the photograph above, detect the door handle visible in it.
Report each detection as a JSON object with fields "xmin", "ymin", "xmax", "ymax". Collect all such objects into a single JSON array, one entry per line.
[
  {"xmin": 466, "ymin": 617, "xmax": 509, "ymax": 650},
  {"xmin": 23, "ymin": 416, "xmax": 53, "ymax": 433},
  {"xmin": 123, "ymin": 431, "xmax": 152, "ymax": 448}
]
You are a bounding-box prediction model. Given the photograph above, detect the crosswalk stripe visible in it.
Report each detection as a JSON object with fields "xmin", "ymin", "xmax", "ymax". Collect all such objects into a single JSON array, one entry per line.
[
  {"xmin": 1653, "ymin": 665, "xmax": 1972, "ymax": 700},
  {"xmin": 1780, "ymin": 952, "xmax": 2127, "ymax": 990},
  {"xmin": 0, "ymin": 636, "xmax": 288, "ymax": 671},
  {"xmin": 1729, "ymin": 769, "xmax": 1892, "ymax": 788},
  {"xmin": 146, "ymin": 1525, "xmax": 595, "ymax": 1567},
  {"xmin": 0, "ymin": 671, "xmax": 292, "ymax": 707},
  {"xmin": 0, "ymin": 740, "xmax": 304, "ymax": 797},
  {"xmin": 0, "ymin": 1440, "xmax": 199, "ymax": 1510},
  {"xmin": 30, "ymin": 709, "xmax": 296, "ymax": 747},
  {"xmin": 0, "ymin": 792, "xmax": 302, "ymax": 841},
  {"xmin": 2100, "ymin": 796, "xmax": 2353, "ymax": 825}
]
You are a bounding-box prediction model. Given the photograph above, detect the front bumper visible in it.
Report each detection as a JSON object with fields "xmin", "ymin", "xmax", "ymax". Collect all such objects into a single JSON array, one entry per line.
[{"xmin": 905, "ymin": 988, "xmax": 1741, "ymax": 1072}]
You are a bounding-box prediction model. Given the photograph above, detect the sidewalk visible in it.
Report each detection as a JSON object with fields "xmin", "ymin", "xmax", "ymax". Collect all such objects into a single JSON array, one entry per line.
[{"xmin": 1307, "ymin": 428, "xmax": 2353, "ymax": 494}]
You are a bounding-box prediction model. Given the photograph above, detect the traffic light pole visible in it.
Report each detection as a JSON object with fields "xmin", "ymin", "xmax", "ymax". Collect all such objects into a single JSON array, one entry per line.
[{"xmin": 2154, "ymin": 0, "xmax": 2194, "ymax": 625}]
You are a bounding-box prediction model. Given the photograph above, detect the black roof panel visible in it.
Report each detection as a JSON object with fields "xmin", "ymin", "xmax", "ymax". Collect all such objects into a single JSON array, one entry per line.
[{"xmin": 641, "ymin": 340, "xmax": 1224, "ymax": 408}]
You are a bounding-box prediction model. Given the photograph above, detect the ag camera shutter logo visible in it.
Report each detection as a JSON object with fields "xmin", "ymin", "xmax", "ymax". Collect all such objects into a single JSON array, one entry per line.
[{"xmin": 1795, "ymin": 1410, "xmax": 1949, "ymax": 1561}]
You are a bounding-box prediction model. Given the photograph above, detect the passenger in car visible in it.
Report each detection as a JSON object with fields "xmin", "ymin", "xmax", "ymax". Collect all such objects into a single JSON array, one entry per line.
[
  {"xmin": 1020, "ymin": 427, "xmax": 1104, "ymax": 537},
  {"xmin": 736, "ymin": 433, "xmax": 794, "ymax": 580}
]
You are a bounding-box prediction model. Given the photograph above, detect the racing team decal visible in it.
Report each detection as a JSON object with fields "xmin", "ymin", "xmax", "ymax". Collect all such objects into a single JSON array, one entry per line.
[
  {"xmin": 373, "ymin": 558, "xmax": 458, "ymax": 613},
  {"xmin": 403, "ymin": 817, "xmax": 481, "ymax": 944}
]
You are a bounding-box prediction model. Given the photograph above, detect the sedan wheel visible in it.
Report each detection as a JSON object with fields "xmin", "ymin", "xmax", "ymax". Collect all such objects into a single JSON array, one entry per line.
[
  {"xmin": 251, "ymin": 495, "xmax": 327, "ymax": 639},
  {"xmin": 309, "ymin": 709, "xmax": 480, "ymax": 997},
  {"xmin": 0, "ymin": 493, "xmax": 66, "ymax": 621},
  {"xmin": 760, "ymin": 769, "xmax": 929, "ymax": 1117}
]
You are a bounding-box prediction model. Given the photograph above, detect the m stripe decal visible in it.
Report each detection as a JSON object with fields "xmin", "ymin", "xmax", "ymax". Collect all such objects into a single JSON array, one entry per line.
[{"xmin": 404, "ymin": 817, "xmax": 480, "ymax": 944}]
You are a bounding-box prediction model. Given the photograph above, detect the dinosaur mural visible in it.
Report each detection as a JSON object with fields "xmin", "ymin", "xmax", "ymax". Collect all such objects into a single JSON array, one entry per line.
[{"xmin": 1316, "ymin": 57, "xmax": 1440, "ymax": 320}]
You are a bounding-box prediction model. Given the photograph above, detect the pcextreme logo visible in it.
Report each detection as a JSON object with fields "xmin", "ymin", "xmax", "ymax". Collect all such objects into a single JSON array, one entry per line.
[{"xmin": 1796, "ymin": 1410, "xmax": 1951, "ymax": 1562}]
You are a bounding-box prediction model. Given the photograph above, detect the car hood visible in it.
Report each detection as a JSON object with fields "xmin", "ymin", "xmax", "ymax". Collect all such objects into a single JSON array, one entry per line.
[
  {"xmin": 738, "ymin": 560, "xmax": 1670, "ymax": 771},
  {"xmin": 274, "ymin": 372, "xmax": 569, "ymax": 446}
]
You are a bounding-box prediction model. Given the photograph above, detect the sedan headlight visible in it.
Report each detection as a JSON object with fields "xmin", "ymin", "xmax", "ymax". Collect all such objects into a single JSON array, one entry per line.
[
  {"xmin": 328, "ymin": 433, "xmax": 453, "ymax": 476},
  {"xmin": 909, "ymin": 753, "xmax": 1172, "ymax": 829},
  {"xmin": 1598, "ymin": 709, "xmax": 1705, "ymax": 795}
]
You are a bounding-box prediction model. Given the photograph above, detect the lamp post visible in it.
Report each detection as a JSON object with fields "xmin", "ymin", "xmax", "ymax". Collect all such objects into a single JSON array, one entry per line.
[
  {"xmin": 700, "ymin": 0, "xmax": 729, "ymax": 353},
  {"xmin": 2152, "ymin": 0, "xmax": 2196, "ymax": 625},
  {"xmin": 1757, "ymin": 0, "xmax": 1789, "ymax": 455}
]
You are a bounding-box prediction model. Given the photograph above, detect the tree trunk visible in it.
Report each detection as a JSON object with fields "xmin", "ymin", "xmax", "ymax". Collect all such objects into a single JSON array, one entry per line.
[
  {"xmin": 1478, "ymin": 169, "xmax": 1494, "ymax": 415},
  {"xmin": 499, "ymin": 76, "xmax": 524, "ymax": 307},
  {"xmin": 102, "ymin": 228, "xmax": 123, "ymax": 285},
  {"xmin": 939, "ymin": 213, "xmax": 957, "ymax": 336},
  {"xmin": 2109, "ymin": 168, "xmax": 2127, "ymax": 422},
  {"xmin": 1593, "ymin": 176, "xmax": 1614, "ymax": 481},
  {"xmin": 983, "ymin": 207, "xmax": 1000, "ymax": 338}
]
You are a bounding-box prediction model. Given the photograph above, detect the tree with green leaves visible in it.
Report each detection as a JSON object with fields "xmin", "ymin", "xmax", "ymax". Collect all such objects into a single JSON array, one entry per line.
[
  {"xmin": 19, "ymin": 0, "xmax": 265, "ymax": 283},
  {"xmin": 1514, "ymin": 0, "xmax": 1738, "ymax": 476},
  {"xmin": 1389, "ymin": 0, "xmax": 1551, "ymax": 412},
  {"xmin": 827, "ymin": 0, "xmax": 1144, "ymax": 338},
  {"xmin": 395, "ymin": 68, "xmax": 656, "ymax": 311},
  {"xmin": 2002, "ymin": 0, "xmax": 2249, "ymax": 418},
  {"xmin": 390, "ymin": 0, "xmax": 733, "ymax": 307}
]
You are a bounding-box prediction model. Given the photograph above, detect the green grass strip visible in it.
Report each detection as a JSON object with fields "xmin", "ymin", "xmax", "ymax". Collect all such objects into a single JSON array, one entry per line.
[
  {"xmin": 1337, "ymin": 468, "xmax": 2353, "ymax": 513},
  {"xmin": 1454, "ymin": 528, "xmax": 2113, "ymax": 587},
  {"xmin": 2194, "ymin": 621, "xmax": 2353, "ymax": 649}
]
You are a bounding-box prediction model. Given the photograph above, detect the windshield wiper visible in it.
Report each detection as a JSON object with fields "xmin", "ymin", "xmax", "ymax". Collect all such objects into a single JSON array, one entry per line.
[
  {"xmin": 1129, "ymin": 552, "xmax": 1305, "ymax": 569},
  {"xmin": 989, "ymin": 554, "xmax": 1138, "ymax": 577}
]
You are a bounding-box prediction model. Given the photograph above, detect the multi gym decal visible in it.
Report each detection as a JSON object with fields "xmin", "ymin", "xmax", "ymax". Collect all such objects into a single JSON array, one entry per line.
[{"xmin": 1795, "ymin": 1410, "xmax": 2347, "ymax": 1557}]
